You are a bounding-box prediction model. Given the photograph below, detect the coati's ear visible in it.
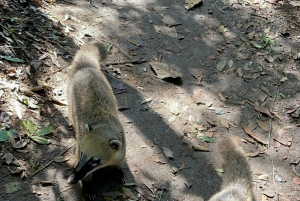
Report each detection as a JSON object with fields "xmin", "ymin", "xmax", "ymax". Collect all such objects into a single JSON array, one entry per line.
[
  {"xmin": 85, "ymin": 124, "xmax": 92, "ymax": 133},
  {"xmin": 109, "ymin": 140, "xmax": 122, "ymax": 150}
]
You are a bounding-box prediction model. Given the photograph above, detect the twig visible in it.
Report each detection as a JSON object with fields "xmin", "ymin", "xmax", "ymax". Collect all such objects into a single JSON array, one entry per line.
[
  {"xmin": 104, "ymin": 58, "xmax": 146, "ymax": 66},
  {"xmin": 31, "ymin": 143, "xmax": 76, "ymax": 178},
  {"xmin": 48, "ymin": 65, "xmax": 71, "ymax": 75},
  {"xmin": 14, "ymin": 156, "xmax": 28, "ymax": 171},
  {"xmin": 58, "ymin": 186, "xmax": 73, "ymax": 194}
]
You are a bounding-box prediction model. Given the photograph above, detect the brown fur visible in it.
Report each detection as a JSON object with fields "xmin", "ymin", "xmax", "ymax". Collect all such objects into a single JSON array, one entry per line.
[
  {"xmin": 208, "ymin": 136, "xmax": 254, "ymax": 201},
  {"xmin": 67, "ymin": 43, "xmax": 126, "ymax": 184}
]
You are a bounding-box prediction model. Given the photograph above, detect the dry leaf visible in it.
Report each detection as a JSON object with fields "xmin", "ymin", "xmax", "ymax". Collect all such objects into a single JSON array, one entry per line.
[
  {"xmin": 13, "ymin": 139, "xmax": 30, "ymax": 149},
  {"xmin": 4, "ymin": 152, "xmax": 13, "ymax": 164},
  {"xmin": 257, "ymin": 120, "xmax": 269, "ymax": 131},
  {"xmin": 185, "ymin": 0, "xmax": 202, "ymax": 10},
  {"xmin": 245, "ymin": 151, "xmax": 260, "ymax": 157},
  {"xmin": 236, "ymin": 20, "xmax": 243, "ymax": 28},
  {"xmin": 260, "ymin": 86, "xmax": 272, "ymax": 96},
  {"xmin": 218, "ymin": 25, "xmax": 225, "ymax": 33},
  {"xmin": 227, "ymin": 60, "xmax": 233, "ymax": 68},
  {"xmin": 179, "ymin": 163, "xmax": 185, "ymax": 170},
  {"xmin": 236, "ymin": 68, "xmax": 243, "ymax": 77},
  {"xmin": 149, "ymin": 61, "xmax": 182, "ymax": 79},
  {"xmin": 217, "ymin": 60, "xmax": 227, "ymax": 71},
  {"xmin": 248, "ymin": 31, "xmax": 255, "ymax": 40},
  {"xmin": 151, "ymin": 156, "xmax": 167, "ymax": 164},
  {"xmin": 162, "ymin": 147, "xmax": 174, "ymax": 159},
  {"xmin": 218, "ymin": 92, "xmax": 226, "ymax": 101},
  {"xmin": 221, "ymin": 118, "xmax": 229, "ymax": 128},
  {"xmin": 255, "ymin": 106, "xmax": 273, "ymax": 118},
  {"xmin": 192, "ymin": 145, "xmax": 209, "ymax": 152},
  {"xmin": 54, "ymin": 156, "xmax": 70, "ymax": 163},
  {"xmin": 257, "ymin": 174, "xmax": 268, "ymax": 180},
  {"xmin": 241, "ymin": 122, "xmax": 268, "ymax": 145},
  {"xmin": 293, "ymin": 177, "xmax": 300, "ymax": 185}
]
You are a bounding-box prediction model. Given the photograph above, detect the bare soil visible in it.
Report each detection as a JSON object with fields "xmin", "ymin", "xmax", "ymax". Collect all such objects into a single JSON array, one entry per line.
[{"xmin": 0, "ymin": 0, "xmax": 300, "ymax": 200}]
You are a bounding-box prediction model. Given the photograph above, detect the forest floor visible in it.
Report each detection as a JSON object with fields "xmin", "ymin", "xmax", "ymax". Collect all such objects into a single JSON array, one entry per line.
[{"xmin": 0, "ymin": 0, "xmax": 300, "ymax": 200}]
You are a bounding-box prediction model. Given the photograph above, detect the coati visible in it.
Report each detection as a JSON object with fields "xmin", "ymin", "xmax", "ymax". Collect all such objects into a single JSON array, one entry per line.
[
  {"xmin": 67, "ymin": 43, "xmax": 126, "ymax": 185},
  {"xmin": 208, "ymin": 135, "xmax": 254, "ymax": 201}
]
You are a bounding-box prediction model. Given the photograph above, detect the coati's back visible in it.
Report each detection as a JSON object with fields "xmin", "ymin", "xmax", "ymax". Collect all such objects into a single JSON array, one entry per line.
[
  {"xmin": 209, "ymin": 136, "xmax": 254, "ymax": 201},
  {"xmin": 67, "ymin": 43, "xmax": 126, "ymax": 184}
]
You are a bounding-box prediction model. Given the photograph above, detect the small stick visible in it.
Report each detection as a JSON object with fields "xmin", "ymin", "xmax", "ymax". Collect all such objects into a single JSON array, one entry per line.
[
  {"xmin": 104, "ymin": 58, "xmax": 146, "ymax": 66},
  {"xmin": 31, "ymin": 143, "xmax": 76, "ymax": 178}
]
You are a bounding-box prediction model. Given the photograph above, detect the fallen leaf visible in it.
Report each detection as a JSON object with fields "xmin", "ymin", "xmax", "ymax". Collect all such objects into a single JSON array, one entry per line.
[
  {"xmin": 257, "ymin": 120, "xmax": 269, "ymax": 131},
  {"xmin": 149, "ymin": 61, "xmax": 182, "ymax": 79},
  {"xmin": 192, "ymin": 89, "xmax": 201, "ymax": 100},
  {"xmin": 162, "ymin": 147, "xmax": 174, "ymax": 159},
  {"xmin": 4, "ymin": 152, "xmax": 13, "ymax": 164},
  {"xmin": 215, "ymin": 168, "xmax": 224, "ymax": 173},
  {"xmin": 127, "ymin": 38, "xmax": 140, "ymax": 46},
  {"xmin": 151, "ymin": 156, "xmax": 167, "ymax": 164},
  {"xmin": 0, "ymin": 55, "xmax": 23, "ymax": 63},
  {"xmin": 280, "ymin": 77, "xmax": 288, "ymax": 82},
  {"xmin": 227, "ymin": 60, "xmax": 233, "ymax": 68},
  {"xmin": 241, "ymin": 122, "xmax": 268, "ymax": 145},
  {"xmin": 236, "ymin": 20, "xmax": 243, "ymax": 28},
  {"xmin": 218, "ymin": 25, "xmax": 225, "ymax": 33},
  {"xmin": 260, "ymin": 86, "xmax": 272, "ymax": 96},
  {"xmin": 236, "ymin": 68, "xmax": 243, "ymax": 77},
  {"xmin": 257, "ymin": 174, "xmax": 268, "ymax": 180},
  {"xmin": 197, "ymin": 135, "xmax": 216, "ymax": 143},
  {"xmin": 255, "ymin": 106, "xmax": 273, "ymax": 118},
  {"xmin": 248, "ymin": 31, "xmax": 255, "ymax": 40},
  {"xmin": 221, "ymin": 118, "xmax": 229, "ymax": 128},
  {"xmin": 185, "ymin": 0, "xmax": 202, "ymax": 10},
  {"xmin": 245, "ymin": 151, "xmax": 260, "ymax": 157},
  {"xmin": 192, "ymin": 145, "xmax": 209, "ymax": 152},
  {"xmin": 54, "ymin": 156, "xmax": 70, "ymax": 163},
  {"xmin": 218, "ymin": 92, "xmax": 226, "ymax": 101},
  {"xmin": 216, "ymin": 60, "xmax": 227, "ymax": 71},
  {"xmin": 179, "ymin": 163, "xmax": 185, "ymax": 170},
  {"xmin": 13, "ymin": 139, "xmax": 30, "ymax": 149},
  {"xmin": 140, "ymin": 98, "xmax": 153, "ymax": 104},
  {"xmin": 250, "ymin": 41, "xmax": 262, "ymax": 49},
  {"xmin": 171, "ymin": 166, "xmax": 179, "ymax": 173}
]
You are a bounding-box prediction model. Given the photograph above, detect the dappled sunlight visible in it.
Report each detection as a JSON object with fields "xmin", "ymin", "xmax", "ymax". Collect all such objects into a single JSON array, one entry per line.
[{"xmin": 1, "ymin": 0, "xmax": 300, "ymax": 200}]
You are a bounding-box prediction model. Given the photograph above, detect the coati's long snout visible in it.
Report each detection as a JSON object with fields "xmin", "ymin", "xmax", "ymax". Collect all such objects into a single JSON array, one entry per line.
[
  {"xmin": 67, "ymin": 43, "xmax": 126, "ymax": 184},
  {"xmin": 67, "ymin": 129, "xmax": 125, "ymax": 184}
]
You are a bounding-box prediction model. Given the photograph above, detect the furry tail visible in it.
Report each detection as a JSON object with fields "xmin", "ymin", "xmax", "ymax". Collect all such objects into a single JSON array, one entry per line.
[
  {"xmin": 72, "ymin": 42, "xmax": 107, "ymax": 73},
  {"xmin": 219, "ymin": 136, "xmax": 252, "ymax": 189}
]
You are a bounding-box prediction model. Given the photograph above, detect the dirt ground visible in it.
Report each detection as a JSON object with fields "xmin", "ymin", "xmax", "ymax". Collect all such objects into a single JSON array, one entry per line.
[{"xmin": 0, "ymin": 0, "xmax": 300, "ymax": 200}]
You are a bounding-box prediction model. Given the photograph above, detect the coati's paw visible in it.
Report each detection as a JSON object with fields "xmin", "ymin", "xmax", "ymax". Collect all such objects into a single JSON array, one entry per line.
[
  {"xmin": 84, "ymin": 192, "xmax": 97, "ymax": 201},
  {"xmin": 82, "ymin": 183, "xmax": 97, "ymax": 200},
  {"xmin": 83, "ymin": 174, "xmax": 93, "ymax": 181}
]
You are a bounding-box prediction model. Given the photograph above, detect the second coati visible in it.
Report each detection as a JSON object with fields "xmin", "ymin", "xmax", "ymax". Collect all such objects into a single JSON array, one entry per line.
[
  {"xmin": 208, "ymin": 135, "xmax": 254, "ymax": 201},
  {"xmin": 67, "ymin": 43, "xmax": 126, "ymax": 184}
]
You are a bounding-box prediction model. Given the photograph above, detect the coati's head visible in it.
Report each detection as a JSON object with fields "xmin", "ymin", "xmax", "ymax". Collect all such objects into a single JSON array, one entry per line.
[{"xmin": 67, "ymin": 124, "xmax": 125, "ymax": 184}]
